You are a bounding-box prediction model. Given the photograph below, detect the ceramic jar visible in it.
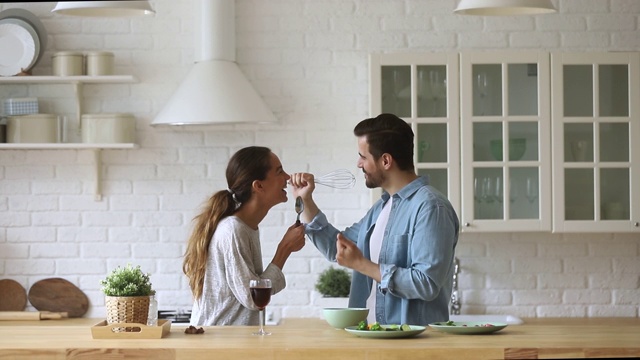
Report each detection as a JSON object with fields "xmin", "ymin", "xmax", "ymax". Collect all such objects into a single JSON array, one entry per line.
[
  {"xmin": 81, "ymin": 113, "xmax": 135, "ymax": 143},
  {"xmin": 7, "ymin": 114, "xmax": 62, "ymax": 143},
  {"xmin": 86, "ymin": 51, "xmax": 114, "ymax": 76},
  {"xmin": 52, "ymin": 51, "xmax": 84, "ymax": 76}
]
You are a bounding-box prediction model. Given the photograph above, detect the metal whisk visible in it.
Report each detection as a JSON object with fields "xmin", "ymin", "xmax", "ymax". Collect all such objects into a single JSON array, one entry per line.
[{"xmin": 315, "ymin": 169, "xmax": 356, "ymax": 189}]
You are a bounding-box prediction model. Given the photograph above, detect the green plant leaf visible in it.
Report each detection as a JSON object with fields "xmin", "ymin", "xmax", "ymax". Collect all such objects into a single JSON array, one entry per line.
[
  {"xmin": 315, "ymin": 267, "xmax": 351, "ymax": 297},
  {"xmin": 100, "ymin": 263, "xmax": 153, "ymax": 297}
]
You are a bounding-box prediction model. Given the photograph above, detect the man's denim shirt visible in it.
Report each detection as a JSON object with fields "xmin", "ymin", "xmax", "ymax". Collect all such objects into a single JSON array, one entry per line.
[{"xmin": 306, "ymin": 176, "xmax": 459, "ymax": 325}]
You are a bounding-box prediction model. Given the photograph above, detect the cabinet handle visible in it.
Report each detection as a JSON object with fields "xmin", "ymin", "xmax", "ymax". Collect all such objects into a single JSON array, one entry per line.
[
  {"xmin": 634, "ymin": 222, "xmax": 639, "ymax": 227},
  {"xmin": 464, "ymin": 222, "xmax": 470, "ymax": 227}
]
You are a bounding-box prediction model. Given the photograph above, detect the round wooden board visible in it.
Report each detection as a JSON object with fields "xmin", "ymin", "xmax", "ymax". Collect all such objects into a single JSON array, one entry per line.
[
  {"xmin": 28, "ymin": 278, "xmax": 89, "ymax": 318},
  {"xmin": 0, "ymin": 279, "xmax": 27, "ymax": 311}
]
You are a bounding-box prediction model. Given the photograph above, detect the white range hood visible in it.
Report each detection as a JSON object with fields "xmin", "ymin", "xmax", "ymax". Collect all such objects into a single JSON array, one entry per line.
[{"xmin": 152, "ymin": 0, "xmax": 277, "ymax": 126}]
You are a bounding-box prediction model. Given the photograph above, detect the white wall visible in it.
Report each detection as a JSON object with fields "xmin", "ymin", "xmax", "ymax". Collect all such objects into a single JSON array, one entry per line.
[{"xmin": 0, "ymin": 0, "xmax": 638, "ymax": 320}]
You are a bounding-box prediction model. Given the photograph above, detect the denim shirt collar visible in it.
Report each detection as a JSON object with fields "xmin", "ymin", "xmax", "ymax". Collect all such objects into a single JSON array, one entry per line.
[{"xmin": 380, "ymin": 175, "xmax": 430, "ymax": 202}]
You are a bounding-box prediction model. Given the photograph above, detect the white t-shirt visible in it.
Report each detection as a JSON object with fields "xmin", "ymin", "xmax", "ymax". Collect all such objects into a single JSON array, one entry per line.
[{"xmin": 365, "ymin": 197, "xmax": 392, "ymax": 324}]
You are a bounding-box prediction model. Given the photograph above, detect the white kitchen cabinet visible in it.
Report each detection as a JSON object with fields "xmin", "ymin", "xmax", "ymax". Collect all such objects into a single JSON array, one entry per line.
[
  {"xmin": 370, "ymin": 51, "xmax": 639, "ymax": 233},
  {"xmin": 0, "ymin": 75, "xmax": 139, "ymax": 200},
  {"xmin": 369, "ymin": 53, "xmax": 461, "ymax": 214},
  {"xmin": 460, "ymin": 51, "xmax": 551, "ymax": 232},
  {"xmin": 551, "ymin": 52, "xmax": 640, "ymax": 232}
]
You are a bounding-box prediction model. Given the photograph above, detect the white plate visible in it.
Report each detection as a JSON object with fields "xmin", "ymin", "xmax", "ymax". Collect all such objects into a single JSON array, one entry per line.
[
  {"xmin": 344, "ymin": 325, "xmax": 426, "ymax": 339},
  {"xmin": 1, "ymin": 18, "xmax": 40, "ymax": 70},
  {"xmin": 0, "ymin": 8, "xmax": 47, "ymax": 68},
  {"xmin": 429, "ymin": 321, "xmax": 508, "ymax": 335},
  {"xmin": 0, "ymin": 19, "xmax": 37, "ymax": 76}
]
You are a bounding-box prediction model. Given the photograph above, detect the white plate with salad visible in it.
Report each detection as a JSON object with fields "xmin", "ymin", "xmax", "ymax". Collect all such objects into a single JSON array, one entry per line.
[
  {"xmin": 344, "ymin": 323, "xmax": 426, "ymax": 339},
  {"xmin": 429, "ymin": 320, "xmax": 507, "ymax": 335}
]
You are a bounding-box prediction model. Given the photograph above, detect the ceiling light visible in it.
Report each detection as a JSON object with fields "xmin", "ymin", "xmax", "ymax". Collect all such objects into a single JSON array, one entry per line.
[
  {"xmin": 454, "ymin": 0, "xmax": 557, "ymax": 15},
  {"xmin": 52, "ymin": 1, "xmax": 155, "ymax": 17}
]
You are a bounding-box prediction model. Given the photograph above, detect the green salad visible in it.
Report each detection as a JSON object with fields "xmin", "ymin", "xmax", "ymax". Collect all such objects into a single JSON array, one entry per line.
[{"xmin": 356, "ymin": 321, "xmax": 412, "ymax": 331}]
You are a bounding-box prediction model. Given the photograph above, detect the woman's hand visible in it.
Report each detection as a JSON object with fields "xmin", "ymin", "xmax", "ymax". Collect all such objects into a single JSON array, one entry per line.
[
  {"xmin": 281, "ymin": 223, "xmax": 306, "ymax": 253},
  {"xmin": 271, "ymin": 223, "xmax": 306, "ymax": 270}
]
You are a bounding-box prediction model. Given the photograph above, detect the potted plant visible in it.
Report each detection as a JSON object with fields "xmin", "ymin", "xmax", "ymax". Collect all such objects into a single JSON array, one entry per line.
[
  {"xmin": 100, "ymin": 264, "xmax": 154, "ymax": 331},
  {"xmin": 316, "ymin": 266, "xmax": 351, "ymax": 297}
]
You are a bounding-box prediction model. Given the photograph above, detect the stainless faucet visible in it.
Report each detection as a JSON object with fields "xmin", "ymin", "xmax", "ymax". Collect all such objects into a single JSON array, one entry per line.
[{"xmin": 450, "ymin": 257, "xmax": 461, "ymax": 315}]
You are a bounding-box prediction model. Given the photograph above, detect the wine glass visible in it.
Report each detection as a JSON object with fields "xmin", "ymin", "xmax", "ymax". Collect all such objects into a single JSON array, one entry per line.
[
  {"xmin": 429, "ymin": 70, "xmax": 446, "ymax": 116},
  {"xmin": 249, "ymin": 279, "xmax": 272, "ymax": 335},
  {"xmin": 493, "ymin": 176, "xmax": 504, "ymax": 204},
  {"xmin": 481, "ymin": 177, "xmax": 494, "ymax": 204},
  {"xmin": 474, "ymin": 176, "xmax": 482, "ymax": 204},
  {"xmin": 477, "ymin": 72, "xmax": 489, "ymax": 115},
  {"xmin": 526, "ymin": 177, "xmax": 538, "ymax": 204}
]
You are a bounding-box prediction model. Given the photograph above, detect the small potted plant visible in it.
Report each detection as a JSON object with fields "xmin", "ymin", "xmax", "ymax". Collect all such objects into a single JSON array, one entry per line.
[
  {"xmin": 316, "ymin": 266, "xmax": 351, "ymax": 298},
  {"xmin": 100, "ymin": 264, "xmax": 154, "ymax": 331}
]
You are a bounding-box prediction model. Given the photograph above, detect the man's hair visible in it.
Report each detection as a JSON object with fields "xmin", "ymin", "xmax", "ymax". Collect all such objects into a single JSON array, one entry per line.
[{"xmin": 353, "ymin": 113, "xmax": 414, "ymax": 171}]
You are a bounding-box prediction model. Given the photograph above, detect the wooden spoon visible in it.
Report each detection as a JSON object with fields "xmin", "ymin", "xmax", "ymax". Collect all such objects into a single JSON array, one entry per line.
[
  {"xmin": 28, "ymin": 278, "xmax": 89, "ymax": 318},
  {"xmin": 0, "ymin": 279, "xmax": 27, "ymax": 311}
]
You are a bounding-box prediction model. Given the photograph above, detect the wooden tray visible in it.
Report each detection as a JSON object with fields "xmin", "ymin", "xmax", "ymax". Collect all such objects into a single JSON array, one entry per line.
[{"xmin": 91, "ymin": 320, "xmax": 171, "ymax": 339}]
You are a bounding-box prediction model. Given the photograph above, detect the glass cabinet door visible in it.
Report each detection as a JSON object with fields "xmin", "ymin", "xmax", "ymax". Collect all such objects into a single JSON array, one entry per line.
[
  {"xmin": 370, "ymin": 53, "xmax": 460, "ymax": 213},
  {"xmin": 551, "ymin": 52, "xmax": 640, "ymax": 232},
  {"xmin": 460, "ymin": 51, "xmax": 551, "ymax": 232}
]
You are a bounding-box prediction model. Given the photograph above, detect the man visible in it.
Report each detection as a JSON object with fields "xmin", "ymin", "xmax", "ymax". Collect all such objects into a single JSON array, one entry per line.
[{"xmin": 290, "ymin": 113, "xmax": 459, "ymax": 326}]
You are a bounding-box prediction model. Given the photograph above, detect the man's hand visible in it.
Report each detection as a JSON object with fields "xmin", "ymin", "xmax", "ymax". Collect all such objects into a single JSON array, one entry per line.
[
  {"xmin": 289, "ymin": 172, "xmax": 320, "ymax": 223},
  {"xmin": 336, "ymin": 233, "xmax": 381, "ymax": 282}
]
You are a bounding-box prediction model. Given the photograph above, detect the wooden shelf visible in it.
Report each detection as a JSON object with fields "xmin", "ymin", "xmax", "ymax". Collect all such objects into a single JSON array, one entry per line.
[
  {"xmin": 0, "ymin": 143, "xmax": 137, "ymax": 150},
  {"xmin": 0, "ymin": 75, "xmax": 137, "ymax": 84},
  {"xmin": 0, "ymin": 143, "xmax": 138, "ymax": 201},
  {"xmin": 1, "ymin": 75, "xmax": 139, "ymax": 201}
]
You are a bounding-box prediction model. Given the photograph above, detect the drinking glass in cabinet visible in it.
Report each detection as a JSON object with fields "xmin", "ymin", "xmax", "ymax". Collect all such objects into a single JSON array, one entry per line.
[
  {"xmin": 473, "ymin": 64, "xmax": 501, "ymax": 117},
  {"xmin": 509, "ymin": 168, "xmax": 539, "ymax": 220},
  {"xmin": 477, "ymin": 72, "xmax": 489, "ymax": 115},
  {"xmin": 526, "ymin": 177, "xmax": 539, "ymax": 204},
  {"xmin": 564, "ymin": 123, "xmax": 593, "ymax": 162},
  {"xmin": 474, "ymin": 168, "xmax": 503, "ymax": 220},
  {"xmin": 417, "ymin": 66, "xmax": 447, "ymax": 118},
  {"xmin": 381, "ymin": 66, "xmax": 411, "ymax": 117}
]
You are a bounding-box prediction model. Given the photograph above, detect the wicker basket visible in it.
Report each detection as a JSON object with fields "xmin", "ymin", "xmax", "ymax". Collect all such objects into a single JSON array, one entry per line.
[{"xmin": 105, "ymin": 295, "xmax": 150, "ymax": 332}]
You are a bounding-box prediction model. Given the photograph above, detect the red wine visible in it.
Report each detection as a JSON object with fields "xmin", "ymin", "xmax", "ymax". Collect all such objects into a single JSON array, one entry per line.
[{"xmin": 250, "ymin": 287, "xmax": 272, "ymax": 310}]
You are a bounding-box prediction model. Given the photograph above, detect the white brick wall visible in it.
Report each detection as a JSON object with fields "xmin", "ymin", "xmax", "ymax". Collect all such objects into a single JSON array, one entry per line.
[{"xmin": 0, "ymin": 0, "xmax": 638, "ymax": 320}]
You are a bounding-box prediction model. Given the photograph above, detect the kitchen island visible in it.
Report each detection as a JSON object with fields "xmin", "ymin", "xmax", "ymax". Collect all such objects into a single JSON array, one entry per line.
[{"xmin": 1, "ymin": 317, "xmax": 639, "ymax": 359}]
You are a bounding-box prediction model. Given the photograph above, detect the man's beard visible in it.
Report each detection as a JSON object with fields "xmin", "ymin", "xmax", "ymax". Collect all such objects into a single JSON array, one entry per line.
[{"xmin": 364, "ymin": 169, "xmax": 384, "ymax": 189}]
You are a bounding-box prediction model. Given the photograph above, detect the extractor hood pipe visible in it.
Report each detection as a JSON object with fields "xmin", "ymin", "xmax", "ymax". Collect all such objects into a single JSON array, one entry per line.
[{"xmin": 152, "ymin": 0, "xmax": 277, "ymax": 126}]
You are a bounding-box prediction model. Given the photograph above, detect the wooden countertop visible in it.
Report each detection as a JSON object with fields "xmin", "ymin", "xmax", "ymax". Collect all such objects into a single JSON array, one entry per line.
[{"xmin": 1, "ymin": 317, "xmax": 639, "ymax": 359}]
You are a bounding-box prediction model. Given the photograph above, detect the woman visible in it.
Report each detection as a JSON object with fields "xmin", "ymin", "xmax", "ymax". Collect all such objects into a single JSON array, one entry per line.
[{"xmin": 184, "ymin": 146, "xmax": 306, "ymax": 326}]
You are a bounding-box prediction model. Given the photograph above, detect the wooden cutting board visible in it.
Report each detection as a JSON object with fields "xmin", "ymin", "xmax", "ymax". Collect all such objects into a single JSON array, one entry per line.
[
  {"xmin": 28, "ymin": 278, "xmax": 89, "ymax": 318},
  {"xmin": 0, "ymin": 311, "xmax": 68, "ymax": 321},
  {"xmin": 0, "ymin": 279, "xmax": 27, "ymax": 311}
]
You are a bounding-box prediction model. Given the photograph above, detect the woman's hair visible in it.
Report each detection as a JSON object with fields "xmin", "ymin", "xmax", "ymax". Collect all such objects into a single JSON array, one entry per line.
[
  {"xmin": 183, "ymin": 146, "xmax": 273, "ymax": 300},
  {"xmin": 353, "ymin": 113, "xmax": 415, "ymax": 171}
]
